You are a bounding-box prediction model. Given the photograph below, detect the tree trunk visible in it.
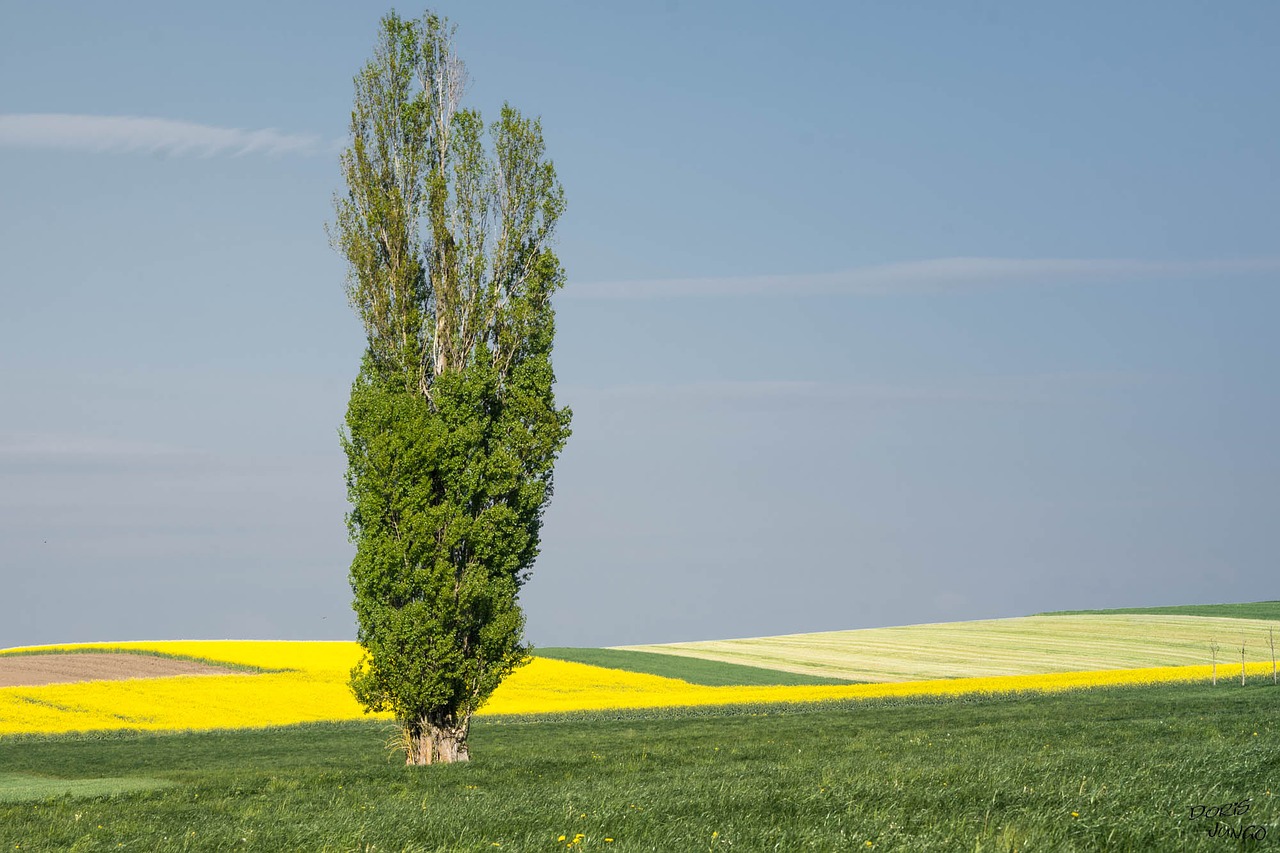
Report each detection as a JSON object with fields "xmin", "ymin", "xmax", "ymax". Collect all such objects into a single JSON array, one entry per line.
[{"xmin": 406, "ymin": 714, "xmax": 470, "ymax": 765}]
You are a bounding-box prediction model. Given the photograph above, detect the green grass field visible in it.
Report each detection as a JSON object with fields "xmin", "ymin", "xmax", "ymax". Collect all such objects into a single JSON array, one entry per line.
[
  {"xmin": 1042, "ymin": 601, "xmax": 1280, "ymax": 621},
  {"xmin": 533, "ymin": 647, "xmax": 857, "ymax": 686},
  {"xmin": 1, "ymin": 681, "xmax": 1275, "ymax": 851},
  {"xmin": 0, "ymin": 773, "xmax": 174, "ymax": 804}
]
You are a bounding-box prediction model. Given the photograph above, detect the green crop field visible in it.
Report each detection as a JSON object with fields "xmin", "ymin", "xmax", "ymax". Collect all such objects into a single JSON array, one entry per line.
[
  {"xmin": 618, "ymin": 608, "xmax": 1280, "ymax": 682},
  {"xmin": 533, "ymin": 647, "xmax": 858, "ymax": 686},
  {"xmin": 1042, "ymin": 601, "xmax": 1280, "ymax": 621},
  {"xmin": 1, "ymin": 681, "xmax": 1276, "ymax": 851}
]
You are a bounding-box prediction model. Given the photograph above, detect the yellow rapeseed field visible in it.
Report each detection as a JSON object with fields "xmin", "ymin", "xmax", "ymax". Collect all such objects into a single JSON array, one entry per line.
[
  {"xmin": 0, "ymin": 640, "xmax": 1273, "ymax": 736},
  {"xmin": 0, "ymin": 642, "xmax": 375, "ymax": 736}
]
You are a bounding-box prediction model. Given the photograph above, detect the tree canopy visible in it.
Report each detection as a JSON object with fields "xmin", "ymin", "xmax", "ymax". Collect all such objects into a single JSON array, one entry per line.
[{"xmin": 331, "ymin": 9, "xmax": 571, "ymax": 764}]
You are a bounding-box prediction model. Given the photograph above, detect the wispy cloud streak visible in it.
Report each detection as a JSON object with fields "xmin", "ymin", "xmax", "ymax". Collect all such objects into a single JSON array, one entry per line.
[
  {"xmin": 0, "ymin": 113, "xmax": 327, "ymax": 157},
  {"xmin": 0, "ymin": 433, "xmax": 209, "ymax": 479},
  {"xmin": 0, "ymin": 433, "xmax": 189, "ymax": 460},
  {"xmin": 564, "ymin": 372, "xmax": 1148, "ymax": 407},
  {"xmin": 570, "ymin": 257, "xmax": 1280, "ymax": 299}
]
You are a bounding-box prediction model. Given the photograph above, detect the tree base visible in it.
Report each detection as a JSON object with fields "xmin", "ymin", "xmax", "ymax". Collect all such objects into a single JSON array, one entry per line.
[{"xmin": 406, "ymin": 717, "xmax": 470, "ymax": 765}]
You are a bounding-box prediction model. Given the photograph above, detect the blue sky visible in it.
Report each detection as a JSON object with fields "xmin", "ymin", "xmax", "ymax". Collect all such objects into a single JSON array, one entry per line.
[{"xmin": 1, "ymin": 1, "xmax": 1277, "ymax": 648}]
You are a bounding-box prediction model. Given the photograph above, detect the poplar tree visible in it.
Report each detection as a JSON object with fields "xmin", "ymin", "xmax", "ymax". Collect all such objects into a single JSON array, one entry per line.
[{"xmin": 330, "ymin": 9, "xmax": 571, "ymax": 764}]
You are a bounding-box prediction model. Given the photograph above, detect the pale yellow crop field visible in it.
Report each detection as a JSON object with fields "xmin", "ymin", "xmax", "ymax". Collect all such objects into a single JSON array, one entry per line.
[
  {"xmin": 1, "ymin": 638, "xmax": 1273, "ymax": 737},
  {"xmin": 618, "ymin": 614, "xmax": 1280, "ymax": 682}
]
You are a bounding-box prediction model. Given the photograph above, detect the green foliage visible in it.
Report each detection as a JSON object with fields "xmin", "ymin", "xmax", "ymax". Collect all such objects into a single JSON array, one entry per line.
[
  {"xmin": 343, "ymin": 358, "xmax": 566, "ymax": 726},
  {"xmin": 332, "ymin": 8, "xmax": 571, "ymax": 754},
  {"xmin": 533, "ymin": 648, "xmax": 861, "ymax": 686},
  {"xmin": 1042, "ymin": 601, "xmax": 1280, "ymax": 621},
  {"xmin": 2, "ymin": 683, "xmax": 1277, "ymax": 849}
]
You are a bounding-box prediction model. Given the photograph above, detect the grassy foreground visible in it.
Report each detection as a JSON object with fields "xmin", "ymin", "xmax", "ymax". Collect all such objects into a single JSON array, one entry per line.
[{"xmin": 1, "ymin": 682, "xmax": 1275, "ymax": 851}]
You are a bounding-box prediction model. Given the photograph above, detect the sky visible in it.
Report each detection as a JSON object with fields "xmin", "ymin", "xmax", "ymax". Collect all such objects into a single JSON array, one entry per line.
[{"xmin": 1, "ymin": 1, "xmax": 1277, "ymax": 649}]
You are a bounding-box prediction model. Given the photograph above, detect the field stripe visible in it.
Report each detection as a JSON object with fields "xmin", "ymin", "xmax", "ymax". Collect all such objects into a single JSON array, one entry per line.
[
  {"xmin": 0, "ymin": 772, "xmax": 174, "ymax": 803},
  {"xmin": 533, "ymin": 647, "xmax": 857, "ymax": 686}
]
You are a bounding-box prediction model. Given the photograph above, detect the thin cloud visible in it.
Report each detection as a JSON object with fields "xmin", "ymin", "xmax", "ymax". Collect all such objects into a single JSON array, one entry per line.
[
  {"xmin": 0, "ymin": 113, "xmax": 328, "ymax": 158},
  {"xmin": 0, "ymin": 433, "xmax": 189, "ymax": 459},
  {"xmin": 565, "ymin": 372, "xmax": 1148, "ymax": 407},
  {"xmin": 569, "ymin": 257, "xmax": 1280, "ymax": 299},
  {"xmin": 0, "ymin": 433, "xmax": 206, "ymax": 478}
]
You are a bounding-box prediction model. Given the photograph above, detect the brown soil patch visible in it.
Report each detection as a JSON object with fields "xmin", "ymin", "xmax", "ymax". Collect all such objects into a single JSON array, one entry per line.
[{"xmin": 0, "ymin": 653, "xmax": 241, "ymax": 688}]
